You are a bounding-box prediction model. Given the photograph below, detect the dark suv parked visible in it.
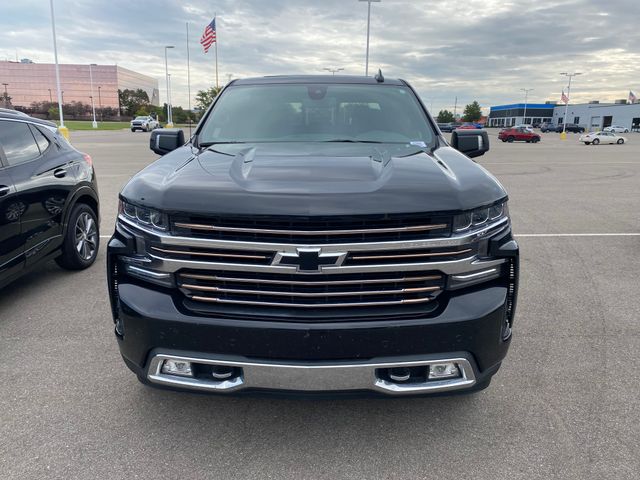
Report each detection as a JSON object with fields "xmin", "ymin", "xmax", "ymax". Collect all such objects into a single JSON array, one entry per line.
[
  {"xmin": 556, "ymin": 123, "xmax": 585, "ymax": 133},
  {"xmin": 108, "ymin": 75, "xmax": 519, "ymax": 397},
  {"xmin": 0, "ymin": 111, "xmax": 99, "ymax": 288}
]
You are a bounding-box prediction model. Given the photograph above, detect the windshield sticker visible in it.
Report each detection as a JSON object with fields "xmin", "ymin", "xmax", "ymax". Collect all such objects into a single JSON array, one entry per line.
[{"xmin": 409, "ymin": 141, "xmax": 427, "ymax": 148}]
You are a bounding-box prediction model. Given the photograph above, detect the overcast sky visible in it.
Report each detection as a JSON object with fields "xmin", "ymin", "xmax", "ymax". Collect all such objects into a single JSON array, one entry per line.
[{"xmin": 2, "ymin": 0, "xmax": 639, "ymax": 113}]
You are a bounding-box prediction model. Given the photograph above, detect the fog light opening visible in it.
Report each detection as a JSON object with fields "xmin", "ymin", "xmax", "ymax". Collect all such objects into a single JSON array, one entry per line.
[
  {"xmin": 428, "ymin": 363, "xmax": 461, "ymax": 380},
  {"xmin": 161, "ymin": 359, "xmax": 193, "ymax": 377}
]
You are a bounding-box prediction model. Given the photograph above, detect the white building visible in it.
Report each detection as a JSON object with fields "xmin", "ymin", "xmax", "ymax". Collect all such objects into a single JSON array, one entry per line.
[{"xmin": 551, "ymin": 102, "xmax": 640, "ymax": 132}]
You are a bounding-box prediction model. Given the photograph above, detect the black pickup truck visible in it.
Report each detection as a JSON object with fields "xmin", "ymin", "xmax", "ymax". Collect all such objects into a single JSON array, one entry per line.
[{"xmin": 107, "ymin": 75, "xmax": 519, "ymax": 397}]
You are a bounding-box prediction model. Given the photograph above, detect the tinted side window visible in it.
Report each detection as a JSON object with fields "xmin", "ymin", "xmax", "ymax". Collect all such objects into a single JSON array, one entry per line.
[
  {"xmin": 30, "ymin": 125, "xmax": 51, "ymax": 153},
  {"xmin": 0, "ymin": 120, "xmax": 41, "ymax": 166}
]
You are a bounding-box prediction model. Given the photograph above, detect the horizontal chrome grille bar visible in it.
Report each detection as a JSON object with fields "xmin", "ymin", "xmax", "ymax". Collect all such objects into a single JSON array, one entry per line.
[
  {"xmin": 174, "ymin": 222, "xmax": 448, "ymax": 236},
  {"xmin": 118, "ymin": 215, "xmax": 510, "ymax": 252},
  {"xmin": 181, "ymin": 284, "xmax": 440, "ymax": 297},
  {"xmin": 189, "ymin": 296, "xmax": 432, "ymax": 308},
  {"xmin": 150, "ymin": 246, "xmax": 268, "ymax": 260},
  {"xmin": 179, "ymin": 273, "xmax": 442, "ymax": 285},
  {"xmin": 350, "ymin": 248, "xmax": 472, "ymax": 261}
]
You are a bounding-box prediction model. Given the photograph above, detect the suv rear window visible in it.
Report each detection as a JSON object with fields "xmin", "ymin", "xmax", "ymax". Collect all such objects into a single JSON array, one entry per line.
[{"xmin": 199, "ymin": 84, "xmax": 435, "ymax": 146}]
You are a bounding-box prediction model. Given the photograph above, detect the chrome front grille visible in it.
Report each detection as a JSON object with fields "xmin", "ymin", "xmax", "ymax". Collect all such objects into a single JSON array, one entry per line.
[
  {"xmin": 177, "ymin": 270, "xmax": 444, "ymax": 309},
  {"xmin": 171, "ymin": 213, "xmax": 451, "ymax": 244},
  {"xmin": 118, "ymin": 213, "xmax": 510, "ymax": 321}
]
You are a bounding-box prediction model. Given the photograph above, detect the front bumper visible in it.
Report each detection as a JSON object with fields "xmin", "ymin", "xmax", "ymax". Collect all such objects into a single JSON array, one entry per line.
[{"xmin": 112, "ymin": 279, "xmax": 512, "ymax": 396}]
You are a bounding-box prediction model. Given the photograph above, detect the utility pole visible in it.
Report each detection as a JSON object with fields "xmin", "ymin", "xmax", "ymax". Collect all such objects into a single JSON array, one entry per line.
[
  {"xmin": 49, "ymin": 0, "xmax": 67, "ymax": 138},
  {"xmin": 97, "ymin": 86, "xmax": 102, "ymax": 119},
  {"xmin": 89, "ymin": 63, "xmax": 98, "ymax": 128},
  {"xmin": 48, "ymin": 88, "xmax": 52, "ymax": 103},
  {"xmin": 560, "ymin": 72, "xmax": 582, "ymax": 137},
  {"xmin": 164, "ymin": 45, "xmax": 175, "ymax": 127},
  {"xmin": 453, "ymin": 96, "xmax": 458, "ymax": 120},
  {"xmin": 358, "ymin": 0, "xmax": 381, "ymax": 76},
  {"xmin": 520, "ymin": 88, "xmax": 534, "ymax": 125}
]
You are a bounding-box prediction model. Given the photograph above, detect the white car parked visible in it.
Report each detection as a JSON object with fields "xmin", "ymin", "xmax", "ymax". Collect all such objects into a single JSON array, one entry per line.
[
  {"xmin": 603, "ymin": 125, "xmax": 629, "ymax": 133},
  {"xmin": 130, "ymin": 116, "xmax": 160, "ymax": 132},
  {"xmin": 579, "ymin": 131, "xmax": 627, "ymax": 145}
]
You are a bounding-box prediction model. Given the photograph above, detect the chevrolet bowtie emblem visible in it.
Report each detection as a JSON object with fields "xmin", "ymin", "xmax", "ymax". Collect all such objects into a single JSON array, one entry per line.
[{"xmin": 273, "ymin": 248, "xmax": 346, "ymax": 272}]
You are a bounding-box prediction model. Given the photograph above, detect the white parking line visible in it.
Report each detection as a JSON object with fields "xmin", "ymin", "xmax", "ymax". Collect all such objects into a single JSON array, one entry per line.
[{"xmin": 517, "ymin": 233, "xmax": 640, "ymax": 237}]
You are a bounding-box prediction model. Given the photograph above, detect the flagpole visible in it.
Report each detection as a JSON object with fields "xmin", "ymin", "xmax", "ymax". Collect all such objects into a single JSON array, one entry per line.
[
  {"xmin": 186, "ymin": 22, "xmax": 192, "ymax": 136},
  {"xmin": 214, "ymin": 13, "xmax": 219, "ymax": 89}
]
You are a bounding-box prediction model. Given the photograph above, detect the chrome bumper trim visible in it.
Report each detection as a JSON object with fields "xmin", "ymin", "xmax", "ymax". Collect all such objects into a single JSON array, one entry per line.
[{"xmin": 146, "ymin": 353, "xmax": 477, "ymax": 395}]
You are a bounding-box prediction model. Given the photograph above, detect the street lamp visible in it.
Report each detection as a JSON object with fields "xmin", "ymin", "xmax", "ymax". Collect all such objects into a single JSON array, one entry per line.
[
  {"xmin": 97, "ymin": 86, "xmax": 102, "ymax": 120},
  {"xmin": 323, "ymin": 67, "xmax": 344, "ymax": 76},
  {"xmin": 89, "ymin": 63, "xmax": 98, "ymax": 128},
  {"xmin": 560, "ymin": 72, "xmax": 582, "ymax": 135},
  {"xmin": 49, "ymin": 0, "xmax": 67, "ymax": 137},
  {"xmin": 358, "ymin": 0, "xmax": 381, "ymax": 76},
  {"xmin": 520, "ymin": 88, "xmax": 534, "ymax": 125},
  {"xmin": 164, "ymin": 45, "xmax": 175, "ymax": 127}
]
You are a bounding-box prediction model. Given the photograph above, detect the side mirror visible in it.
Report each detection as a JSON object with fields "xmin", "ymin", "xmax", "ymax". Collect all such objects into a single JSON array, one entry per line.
[
  {"xmin": 451, "ymin": 128, "xmax": 490, "ymax": 158},
  {"xmin": 150, "ymin": 128, "xmax": 185, "ymax": 155}
]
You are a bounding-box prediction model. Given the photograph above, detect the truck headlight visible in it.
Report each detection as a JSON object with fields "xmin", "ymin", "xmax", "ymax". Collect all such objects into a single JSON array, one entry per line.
[
  {"xmin": 119, "ymin": 199, "xmax": 168, "ymax": 230},
  {"xmin": 453, "ymin": 201, "xmax": 508, "ymax": 233}
]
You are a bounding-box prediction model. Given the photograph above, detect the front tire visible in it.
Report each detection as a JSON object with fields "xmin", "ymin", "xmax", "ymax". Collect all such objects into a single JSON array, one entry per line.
[
  {"xmin": 617, "ymin": 138, "xmax": 624, "ymax": 144},
  {"xmin": 131, "ymin": 128, "xmax": 136, "ymax": 132},
  {"xmin": 55, "ymin": 203, "xmax": 99, "ymax": 270}
]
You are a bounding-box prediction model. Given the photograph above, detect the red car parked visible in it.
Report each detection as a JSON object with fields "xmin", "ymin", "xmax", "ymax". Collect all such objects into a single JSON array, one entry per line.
[{"xmin": 498, "ymin": 127, "xmax": 541, "ymax": 143}]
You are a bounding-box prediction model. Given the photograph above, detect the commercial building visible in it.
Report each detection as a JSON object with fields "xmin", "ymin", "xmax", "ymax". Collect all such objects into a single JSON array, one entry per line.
[
  {"xmin": 0, "ymin": 61, "xmax": 159, "ymax": 110},
  {"xmin": 489, "ymin": 100, "xmax": 640, "ymax": 131},
  {"xmin": 551, "ymin": 102, "xmax": 640, "ymax": 132},
  {"xmin": 487, "ymin": 103, "xmax": 556, "ymax": 127}
]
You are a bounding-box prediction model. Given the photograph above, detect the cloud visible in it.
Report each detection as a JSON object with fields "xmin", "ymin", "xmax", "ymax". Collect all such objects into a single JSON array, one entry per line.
[{"xmin": 1, "ymin": 0, "xmax": 639, "ymax": 112}]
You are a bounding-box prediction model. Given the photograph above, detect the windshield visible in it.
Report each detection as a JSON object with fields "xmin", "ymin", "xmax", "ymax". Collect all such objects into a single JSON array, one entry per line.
[
  {"xmin": 198, "ymin": 84, "xmax": 435, "ymax": 145},
  {"xmin": 135, "ymin": 116, "xmax": 148, "ymax": 120}
]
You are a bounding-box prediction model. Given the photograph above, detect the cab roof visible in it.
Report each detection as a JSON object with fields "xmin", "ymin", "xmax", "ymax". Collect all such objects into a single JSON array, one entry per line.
[{"xmin": 231, "ymin": 75, "xmax": 406, "ymax": 86}]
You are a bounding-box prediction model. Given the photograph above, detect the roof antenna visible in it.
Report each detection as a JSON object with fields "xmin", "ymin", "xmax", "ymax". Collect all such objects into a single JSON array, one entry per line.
[{"xmin": 374, "ymin": 68, "xmax": 384, "ymax": 83}]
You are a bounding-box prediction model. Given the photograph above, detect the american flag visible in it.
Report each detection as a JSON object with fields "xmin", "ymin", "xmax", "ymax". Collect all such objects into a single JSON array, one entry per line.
[
  {"xmin": 561, "ymin": 89, "xmax": 569, "ymax": 104},
  {"xmin": 629, "ymin": 90, "xmax": 637, "ymax": 104},
  {"xmin": 200, "ymin": 18, "xmax": 217, "ymax": 53}
]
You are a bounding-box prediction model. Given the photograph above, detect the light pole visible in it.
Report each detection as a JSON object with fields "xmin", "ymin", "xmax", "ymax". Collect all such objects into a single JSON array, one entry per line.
[
  {"xmin": 49, "ymin": 0, "xmax": 67, "ymax": 137},
  {"xmin": 323, "ymin": 67, "xmax": 344, "ymax": 76},
  {"xmin": 89, "ymin": 63, "xmax": 98, "ymax": 128},
  {"xmin": 1, "ymin": 83, "xmax": 8, "ymax": 108},
  {"xmin": 164, "ymin": 45, "xmax": 175, "ymax": 127},
  {"xmin": 48, "ymin": 88, "xmax": 52, "ymax": 103},
  {"xmin": 97, "ymin": 86, "xmax": 102, "ymax": 119},
  {"xmin": 358, "ymin": 0, "xmax": 381, "ymax": 76},
  {"xmin": 520, "ymin": 88, "xmax": 534, "ymax": 125},
  {"xmin": 560, "ymin": 72, "xmax": 582, "ymax": 135}
]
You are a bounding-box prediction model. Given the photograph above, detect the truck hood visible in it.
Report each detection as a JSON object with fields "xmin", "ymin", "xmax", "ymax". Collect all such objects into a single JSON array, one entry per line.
[{"xmin": 121, "ymin": 142, "xmax": 507, "ymax": 216}]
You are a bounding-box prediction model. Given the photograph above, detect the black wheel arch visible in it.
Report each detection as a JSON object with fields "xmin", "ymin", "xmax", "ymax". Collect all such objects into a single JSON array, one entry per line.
[{"xmin": 62, "ymin": 186, "xmax": 100, "ymax": 233}]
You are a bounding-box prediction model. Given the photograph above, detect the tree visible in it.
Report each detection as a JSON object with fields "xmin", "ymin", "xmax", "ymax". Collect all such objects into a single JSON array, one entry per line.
[
  {"xmin": 462, "ymin": 101, "xmax": 482, "ymax": 122},
  {"xmin": 437, "ymin": 110, "xmax": 455, "ymax": 123},
  {"xmin": 1, "ymin": 92, "xmax": 12, "ymax": 109},
  {"xmin": 194, "ymin": 86, "xmax": 222, "ymax": 112},
  {"xmin": 118, "ymin": 88, "xmax": 150, "ymax": 116}
]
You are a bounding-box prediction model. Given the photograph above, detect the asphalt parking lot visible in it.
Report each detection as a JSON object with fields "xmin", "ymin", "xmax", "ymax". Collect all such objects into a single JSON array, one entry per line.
[{"xmin": 1, "ymin": 129, "xmax": 639, "ymax": 480}]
